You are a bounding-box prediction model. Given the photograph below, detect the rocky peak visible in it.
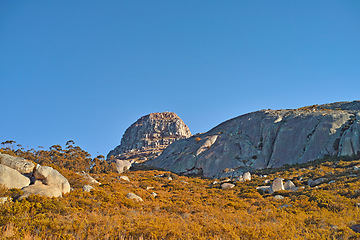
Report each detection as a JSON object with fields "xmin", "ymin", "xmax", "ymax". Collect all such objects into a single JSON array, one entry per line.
[{"xmin": 107, "ymin": 112, "xmax": 191, "ymax": 161}]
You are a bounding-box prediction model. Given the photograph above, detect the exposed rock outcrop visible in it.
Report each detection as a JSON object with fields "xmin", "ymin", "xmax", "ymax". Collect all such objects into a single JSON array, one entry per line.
[
  {"xmin": 107, "ymin": 112, "xmax": 191, "ymax": 164},
  {"xmin": 146, "ymin": 101, "xmax": 360, "ymax": 178}
]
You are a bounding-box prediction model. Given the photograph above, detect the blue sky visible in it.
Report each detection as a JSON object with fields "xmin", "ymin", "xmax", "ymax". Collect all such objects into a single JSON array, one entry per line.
[{"xmin": 1, "ymin": 1, "xmax": 359, "ymax": 157}]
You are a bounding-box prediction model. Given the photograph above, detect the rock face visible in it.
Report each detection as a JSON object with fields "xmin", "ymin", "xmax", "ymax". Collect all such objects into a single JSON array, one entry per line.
[
  {"xmin": 0, "ymin": 153, "xmax": 35, "ymax": 174},
  {"xmin": 0, "ymin": 164, "xmax": 30, "ymax": 189},
  {"xmin": 107, "ymin": 112, "xmax": 191, "ymax": 162},
  {"xmin": 146, "ymin": 101, "xmax": 360, "ymax": 178}
]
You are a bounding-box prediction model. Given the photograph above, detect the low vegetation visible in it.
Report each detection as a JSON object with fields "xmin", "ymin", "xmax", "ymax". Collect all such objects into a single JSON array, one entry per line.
[{"xmin": 1, "ymin": 141, "xmax": 360, "ymax": 239}]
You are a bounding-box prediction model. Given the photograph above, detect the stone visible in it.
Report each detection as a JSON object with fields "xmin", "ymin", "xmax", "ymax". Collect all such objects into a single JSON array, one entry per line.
[
  {"xmin": 146, "ymin": 186, "xmax": 154, "ymax": 190},
  {"xmin": 269, "ymin": 178, "xmax": 284, "ymax": 194},
  {"xmin": 83, "ymin": 185, "xmax": 94, "ymax": 192},
  {"xmin": 309, "ymin": 178, "xmax": 327, "ymax": 187},
  {"xmin": 114, "ymin": 159, "xmax": 134, "ymax": 174},
  {"xmin": 107, "ymin": 112, "xmax": 191, "ymax": 161},
  {"xmin": 34, "ymin": 165, "xmax": 70, "ymax": 194},
  {"xmin": 221, "ymin": 183, "xmax": 235, "ymax": 189},
  {"xmin": 0, "ymin": 197, "xmax": 11, "ymax": 204},
  {"xmin": 274, "ymin": 195, "xmax": 284, "ymax": 200},
  {"xmin": 0, "ymin": 164, "xmax": 30, "ymax": 189},
  {"xmin": 234, "ymin": 176, "xmax": 244, "ymax": 183},
  {"xmin": 151, "ymin": 192, "xmax": 157, "ymax": 198},
  {"xmin": 256, "ymin": 186, "xmax": 270, "ymax": 192},
  {"xmin": 119, "ymin": 176, "xmax": 130, "ymax": 182},
  {"xmin": 126, "ymin": 193, "xmax": 143, "ymax": 202},
  {"xmin": 0, "ymin": 153, "xmax": 35, "ymax": 174},
  {"xmin": 77, "ymin": 171, "xmax": 101, "ymax": 185},
  {"xmin": 264, "ymin": 179, "xmax": 271, "ymax": 184},
  {"xmin": 243, "ymin": 172, "xmax": 251, "ymax": 181},
  {"xmin": 284, "ymin": 180, "xmax": 296, "ymax": 191},
  {"xmin": 354, "ymin": 165, "xmax": 360, "ymax": 170},
  {"xmin": 20, "ymin": 181, "xmax": 62, "ymax": 199},
  {"xmin": 350, "ymin": 224, "xmax": 360, "ymax": 233},
  {"xmin": 145, "ymin": 101, "xmax": 360, "ymax": 178}
]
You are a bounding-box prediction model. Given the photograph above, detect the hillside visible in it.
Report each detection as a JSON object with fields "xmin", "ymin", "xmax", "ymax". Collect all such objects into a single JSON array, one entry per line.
[
  {"xmin": 146, "ymin": 101, "xmax": 360, "ymax": 178},
  {"xmin": 1, "ymin": 144, "xmax": 360, "ymax": 239}
]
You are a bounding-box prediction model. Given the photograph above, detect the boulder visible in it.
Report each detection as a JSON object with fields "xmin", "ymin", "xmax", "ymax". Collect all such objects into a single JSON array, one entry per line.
[
  {"xmin": 243, "ymin": 172, "xmax": 251, "ymax": 181},
  {"xmin": 0, "ymin": 197, "xmax": 11, "ymax": 204},
  {"xmin": 119, "ymin": 176, "xmax": 130, "ymax": 182},
  {"xmin": 114, "ymin": 160, "xmax": 134, "ymax": 173},
  {"xmin": 0, "ymin": 153, "xmax": 35, "ymax": 174},
  {"xmin": 256, "ymin": 186, "xmax": 270, "ymax": 192},
  {"xmin": 78, "ymin": 171, "xmax": 101, "ymax": 185},
  {"xmin": 309, "ymin": 178, "xmax": 327, "ymax": 187},
  {"xmin": 151, "ymin": 192, "xmax": 157, "ymax": 198},
  {"xmin": 34, "ymin": 165, "xmax": 70, "ymax": 194},
  {"xmin": 0, "ymin": 164, "xmax": 30, "ymax": 189},
  {"xmin": 221, "ymin": 183, "xmax": 235, "ymax": 189},
  {"xmin": 269, "ymin": 178, "xmax": 284, "ymax": 194},
  {"xmin": 274, "ymin": 195, "xmax": 284, "ymax": 200},
  {"xmin": 284, "ymin": 180, "xmax": 296, "ymax": 191},
  {"xmin": 83, "ymin": 185, "xmax": 94, "ymax": 192},
  {"xmin": 20, "ymin": 181, "xmax": 62, "ymax": 199},
  {"xmin": 126, "ymin": 193, "xmax": 143, "ymax": 202}
]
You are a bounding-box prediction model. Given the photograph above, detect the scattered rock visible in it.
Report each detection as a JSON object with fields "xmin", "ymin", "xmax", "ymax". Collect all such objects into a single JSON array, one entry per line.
[
  {"xmin": 119, "ymin": 176, "xmax": 130, "ymax": 182},
  {"xmin": 126, "ymin": 193, "xmax": 143, "ymax": 202},
  {"xmin": 78, "ymin": 171, "xmax": 101, "ymax": 185},
  {"xmin": 243, "ymin": 172, "xmax": 251, "ymax": 181},
  {"xmin": 0, "ymin": 164, "xmax": 30, "ymax": 189},
  {"xmin": 180, "ymin": 180, "xmax": 189, "ymax": 184},
  {"xmin": 221, "ymin": 183, "xmax": 235, "ymax": 189},
  {"xmin": 350, "ymin": 224, "xmax": 360, "ymax": 233},
  {"xmin": 274, "ymin": 195, "xmax": 284, "ymax": 200},
  {"xmin": 167, "ymin": 176, "xmax": 173, "ymax": 181},
  {"xmin": 328, "ymin": 180, "xmax": 336, "ymax": 184},
  {"xmin": 284, "ymin": 180, "xmax": 297, "ymax": 191},
  {"xmin": 211, "ymin": 180, "xmax": 219, "ymax": 185},
  {"xmin": 0, "ymin": 153, "xmax": 35, "ymax": 174},
  {"xmin": 309, "ymin": 178, "xmax": 327, "ymax": 187},
  {"xmin": 330, "ymin": 225, "xmax": 339, "ymax": 230},
  {"xmin": 0, "ymin": 197, "xmax": 11, "ymax": 204},
  {"xmin": 233, "ymin": 176, "xmax": 244, "ymax": 183},
  {"xmin": 83, "ymin": 185, "xmax": 94, "ymax": 192},
  {"xmin": 279, "ymin": 204, "xmax": 291, "ymax": 209},
  {"xmin": 114, "ymin": 159, "xmax": 134, "ymax": 173},
  {"xmin": 256, "ymin": 186, "xmax": 270, "ymax": 192},
  {"xmin": 269, "ymin": 178, "xmax": 284, "ymax": 194},
  {"xmin": 20, "ymin": 181, "xmax": 62, "ymax": 199},
  {"xmin": 264, "ymin": 179, "xmax": 271, "ymax": 184},
  {"xmin": 34, "ymin": 165, "xmax": 70, "ymax": 194},
  {"xmin": 146, "ymin": 186, "xmax": 154, "ymax": 190},
  {"xmin": 353, "ymin": 165, "xmax": 360, "ymax": 170},
  {"xmin": 151, "ymin": 192, "xmax": 157, "ymax": 198}
]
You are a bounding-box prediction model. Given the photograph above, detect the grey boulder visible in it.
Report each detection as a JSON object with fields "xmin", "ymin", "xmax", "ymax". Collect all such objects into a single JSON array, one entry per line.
[{"xmin": 126, "ymin": 192, "xmax": 143, "ymax": 202}]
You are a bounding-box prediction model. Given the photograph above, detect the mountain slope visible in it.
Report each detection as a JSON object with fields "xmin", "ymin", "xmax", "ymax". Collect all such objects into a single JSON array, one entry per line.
[{"xmin": 146, "ymin": 101, "xmax": 360, "ymax": 178}]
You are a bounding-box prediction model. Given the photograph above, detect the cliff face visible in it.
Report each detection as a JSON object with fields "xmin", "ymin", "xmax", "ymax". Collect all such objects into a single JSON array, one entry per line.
[
  {"xmin": 146, "ymin": 101, "xmax": 360, "ymax": 178},
  {"xmin": 107, "ymin": 112, "xmax": 191, "ymax": 161}
]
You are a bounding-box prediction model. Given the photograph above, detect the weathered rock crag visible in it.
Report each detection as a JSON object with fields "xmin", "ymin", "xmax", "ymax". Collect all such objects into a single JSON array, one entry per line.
[
  {"xmin": 146, "ymin": 101, "xmax": 360, "ymax": 178},
  {"xmin": 108, "ymin": 112, "xmax": 191, "ymax": 172}
]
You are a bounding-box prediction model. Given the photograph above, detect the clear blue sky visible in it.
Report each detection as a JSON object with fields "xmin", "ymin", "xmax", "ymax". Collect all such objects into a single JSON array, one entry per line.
[{"xmin": 1, "ymin": 1, "xmax": 359, "ymax": 157}]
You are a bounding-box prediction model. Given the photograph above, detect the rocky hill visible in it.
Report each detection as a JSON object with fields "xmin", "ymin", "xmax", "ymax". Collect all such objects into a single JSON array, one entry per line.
[
  {"xmin": 146, "ymin": 101, "xmax": 360, "ymax": 178},
  {"xmin": 107, "ymin": 112, "xmax": 191, "ymax": 162}
]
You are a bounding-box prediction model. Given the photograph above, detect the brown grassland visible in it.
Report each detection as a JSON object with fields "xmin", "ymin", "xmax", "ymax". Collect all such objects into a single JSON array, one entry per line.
[{"xmin": 1, "ymin": 142, "xmax": 360, "ymax": 239}]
